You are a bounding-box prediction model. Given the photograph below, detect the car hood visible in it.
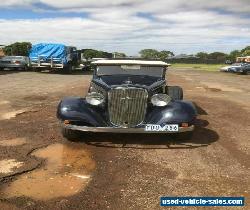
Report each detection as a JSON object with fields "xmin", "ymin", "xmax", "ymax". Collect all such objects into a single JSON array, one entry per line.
[{"xmin": 96, "ymin": 75, "xmax": 163, "ymax": 87}]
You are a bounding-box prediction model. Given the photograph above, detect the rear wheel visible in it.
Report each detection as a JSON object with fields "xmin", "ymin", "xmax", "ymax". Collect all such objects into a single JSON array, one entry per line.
[
  {"xmin": 61, "ymin": 127, "xmax": 81, "ymax": 141},
  {"xmin": 241, "ymin": 70, "xmax": 249, "ymax": 75},
  {"xmin": 62, "ymin": 63, "xmax": 72, "ymax": 74},
  {"xmin": 167, "ymin": 86, "xmax": 183, "ymax": 100},
  {"xmin": 23, "ymin": 65, "xmax": 29, "ymax": 71}
]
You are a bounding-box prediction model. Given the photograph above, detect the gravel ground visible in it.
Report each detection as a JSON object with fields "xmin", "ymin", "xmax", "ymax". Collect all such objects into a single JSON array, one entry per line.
[{"xmin": 0, "ymin": 69, "xmax": 249, "ymax": 210}]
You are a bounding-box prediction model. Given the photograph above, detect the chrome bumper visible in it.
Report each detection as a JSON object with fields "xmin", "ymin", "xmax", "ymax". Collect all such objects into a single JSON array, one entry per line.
[{"xmin": 64, "ymin": 124, "xmax": 194, "ymax": 133}]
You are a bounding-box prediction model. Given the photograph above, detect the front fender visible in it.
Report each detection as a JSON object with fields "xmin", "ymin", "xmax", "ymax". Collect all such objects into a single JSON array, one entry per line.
[
  {"xmin": 57, "ymin": 97, "xmax": 108, "ymax": 126},
  {"xmin": 145, "ymin": 100, "xmax": 197, "ymax": 125}
]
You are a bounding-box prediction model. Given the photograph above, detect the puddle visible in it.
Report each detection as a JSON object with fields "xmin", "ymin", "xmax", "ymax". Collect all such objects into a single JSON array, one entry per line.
[
  {"xmin": 0, "ymin": 159, "xmax": 24, "ymax": 174},
  {"xmin": 2, "ymin": 143, "xmax": 95, "ymax": 200},
  {"xmin": 0, "ymin": 138, "xmax": 27, "ymax": 147},
  {"xmin": 0, "ymin": 109, "xmax": 27, "ymax": 120},
  {"xmin": 0, "ymin": 100, "xmax": 32, "ymax": 120}
]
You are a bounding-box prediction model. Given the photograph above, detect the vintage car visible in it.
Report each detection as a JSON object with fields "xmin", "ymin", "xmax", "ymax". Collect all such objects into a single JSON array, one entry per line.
[{"xmin": 57, "ymin": 59, "xmax": 197, "ymax": 141}]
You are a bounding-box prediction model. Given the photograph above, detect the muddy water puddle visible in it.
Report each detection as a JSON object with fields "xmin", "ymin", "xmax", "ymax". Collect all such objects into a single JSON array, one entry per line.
[
  {"xmin": 2, "ymin": 143, "xmax": 95, "ymax": 200},
  {"xmin": 0, "ymin": 159, "xmax": 24, "ymax": 174},
  {"xmin": 0, "ymin": 100, "xmax": 27, "ymax": 120}
]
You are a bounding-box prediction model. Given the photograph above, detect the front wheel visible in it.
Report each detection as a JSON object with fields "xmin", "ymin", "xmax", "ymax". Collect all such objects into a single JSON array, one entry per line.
[{"xmin": 61, "ymin": 127, "xmax": 81, "ymax": 141}]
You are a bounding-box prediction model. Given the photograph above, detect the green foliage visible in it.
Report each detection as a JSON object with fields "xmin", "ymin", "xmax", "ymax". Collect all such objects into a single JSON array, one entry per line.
[
  {"xmin": 3, "ymin": 42, "xmax": 32, "ymax": 56},
  {"xmin": 82, "ymin": 49, "xmax": 111, "ymax": 60},
  {"xmin": 139, "ymin": 49, "xmax": 174, "ymax": 60},
  {"xmin": 194, "ymin": 51, "xmax": 227, "ymax": 63},
  {"xmin": 226, "ymin": 50, "xmax": 241, "ymax": 62},
  {"xmin": 113, "ymin": 52, "xmax": 126, "ymax": 58},
  {"xmin": 139, "ymin": 49, "xmax": 159, "ymax": 59},
  {"xmin": 158, "ymin": 50, "xmax": 174, "ymax": 60},
  {"xmin": 207, "ymin": 52, "xmax": 226, "ymax": 60},
  {"xmin": 241, "ymin": 46, "xmax": 250, "ymax": 53},
  {"xmin": 241, "ymin": 49, "xmax": 250, "ymax": 56},
  {"xmin": 196, "ymin": 52, "xmax": 209, "ymax": 59}
]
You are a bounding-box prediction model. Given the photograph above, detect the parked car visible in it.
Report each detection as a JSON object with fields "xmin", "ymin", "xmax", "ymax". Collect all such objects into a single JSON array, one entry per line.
[
  {"xmin": 57, "ymin": 59, "xmax": 197, "ymax": 141},
  {"xmin": 228, "ymin": 63, "xmax": 250, "ymax": 74},
  {"xmin": 220, "ymin": 63, "xmax": 245, "ymax": 72},
  {"xmin": 0, "ymin": 56, "xmax": 29, "ymax": 70},
  {"xmin": 239, "ymin": 63, "xmax": 250, "ymax": 74}
]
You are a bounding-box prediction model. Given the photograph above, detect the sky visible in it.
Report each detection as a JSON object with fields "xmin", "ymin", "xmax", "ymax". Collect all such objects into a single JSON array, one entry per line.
[{"xmin": 0, "ymin": 0, "xmax": 249, "ymax": 55}]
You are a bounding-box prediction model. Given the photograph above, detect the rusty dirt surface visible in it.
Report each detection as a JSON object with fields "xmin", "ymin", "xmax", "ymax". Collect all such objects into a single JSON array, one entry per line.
[{"xmin": 0, "ymin": 69, "xmax": 249, "ymax": 210}]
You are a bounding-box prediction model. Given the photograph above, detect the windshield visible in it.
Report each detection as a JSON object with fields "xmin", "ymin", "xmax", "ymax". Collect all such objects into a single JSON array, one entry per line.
[{"xmin": 96, "ymin": 65, "xmax": 164, "ymax": 77}]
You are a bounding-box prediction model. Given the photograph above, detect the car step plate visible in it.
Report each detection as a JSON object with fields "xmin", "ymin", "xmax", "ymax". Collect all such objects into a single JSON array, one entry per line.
[{"xmin": 145, "ymin": 124, "xmax": 179, "ymax": 132}]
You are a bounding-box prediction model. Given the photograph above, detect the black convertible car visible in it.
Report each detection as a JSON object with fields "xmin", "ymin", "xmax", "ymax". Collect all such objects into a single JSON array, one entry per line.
[{"xmin": 57, "ymin": 59, "xmax": 197, "ymax": 141}]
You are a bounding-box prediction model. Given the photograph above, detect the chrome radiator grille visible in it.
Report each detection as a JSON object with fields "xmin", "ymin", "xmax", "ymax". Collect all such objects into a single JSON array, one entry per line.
[{"xmin": 108, "ymin": 87, "xmax": 148, "ymax": 127}]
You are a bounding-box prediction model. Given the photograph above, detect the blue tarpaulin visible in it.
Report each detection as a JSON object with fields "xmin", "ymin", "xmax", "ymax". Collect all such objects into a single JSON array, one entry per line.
[{"xmin": 29, "ymin": 43, "xmax": 68, "ymax": 64}]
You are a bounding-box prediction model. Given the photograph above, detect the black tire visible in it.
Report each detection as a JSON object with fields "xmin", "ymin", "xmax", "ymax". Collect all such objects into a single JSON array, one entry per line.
[
  {"xmin": 172, "ymin": 131, "xmax": 193, "ymax": 141},
  {"xmin": 241, "ymin": 70, "xmax": 249, "ymax": 75},
  {"xmin": 62, "ymin": 63, "xmax": 72, "ymax": 74},
  {"xmin": 167, "ymin": 86, "xmax": 183, "ymax": 100},
  {"xmin": 33, "ymin": 67, "xmax": 40, "ymax": 72},
  {"xmin": 61, "ymin": 127, "xmax": 81, "ymax": 141},
  {"xmin": 23, "ymin": 65, "xmax": 29, "ymax": 71}
]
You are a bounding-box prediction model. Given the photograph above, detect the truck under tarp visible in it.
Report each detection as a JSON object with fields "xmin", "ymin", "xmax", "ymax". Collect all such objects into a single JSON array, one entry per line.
[{"xmin": 29, "ymin": 43, "xmax": 70, "ymax": 69}]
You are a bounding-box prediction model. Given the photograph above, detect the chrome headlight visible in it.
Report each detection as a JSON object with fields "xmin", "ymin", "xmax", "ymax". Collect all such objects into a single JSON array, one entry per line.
[
  {"xmin": 151, "ymin": 94, "xmax": 171, "ymax": 106},
  {"xmin": 86, "ymin": 92, "xmax": 105, "ymax": 106}
]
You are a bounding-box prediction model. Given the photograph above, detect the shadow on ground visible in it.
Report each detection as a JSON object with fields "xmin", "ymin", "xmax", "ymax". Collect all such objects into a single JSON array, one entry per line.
[
  {"xmin": 78, "ymin": 119, "xmax": 218, "ymax": 149},
  {"xmin": 0, "ymin": 70, "xmax": 24, "ymax": 75},
  {"xmin": 73, "ymin": 102, "xmax": 218, "ymax": 149}
]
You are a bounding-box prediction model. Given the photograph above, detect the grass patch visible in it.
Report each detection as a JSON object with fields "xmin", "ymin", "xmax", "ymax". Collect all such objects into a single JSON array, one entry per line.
[{"xmin": 171, "ymin": 63, "xmax": 225, "ymax": 71}]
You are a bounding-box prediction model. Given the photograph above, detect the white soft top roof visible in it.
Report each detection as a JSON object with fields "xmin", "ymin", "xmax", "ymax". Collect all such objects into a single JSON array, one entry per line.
[{"xmin": 92, "ymin": 59, "xmax": 170, "ymax": 66}]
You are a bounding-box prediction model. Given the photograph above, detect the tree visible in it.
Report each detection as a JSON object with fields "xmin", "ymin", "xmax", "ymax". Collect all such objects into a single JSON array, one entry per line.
[
  {"xmin": 139, "ymin": 49, "xmax": 159, "ymax": 59},
  {"xmin": 3, "ymin": 42, "xmax": 32, "ymax": 56},
  {"xmin": 139, "ymin": 49, "xmax": 174, "ymax": 60},
  {"xmin": 242, "ymin": 50, "xmax": 250, "ymax": 56},
  {"xmin": 82, "ymin": 49, "xmax": 112, "ymax": 60},
  {"xmin": 196, "ymin": 52, "xmax": 209, "ymax": 59},
  {"xmin": 207, "ymin": 52, "xmax": 226, "ymax": 60},
  {"xmin": 226, "ymin": 50, "xmax": 241, "ymax": 62},
  {"xmin": 113, "ymin": 52, "xmax": 126, "ymax": 58},
  {"xmin": 158, "ymin": 50, "xmax": 174, "ymax": 60},
  {"xmin": 241, "ymin": 46, "xmax": 250, "ymax": 54}
]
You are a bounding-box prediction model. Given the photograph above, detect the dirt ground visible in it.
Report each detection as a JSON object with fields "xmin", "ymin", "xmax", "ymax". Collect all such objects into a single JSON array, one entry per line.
[{"xmin": 0, "ymin": 68, "xmax": 249, "ymax": 210}]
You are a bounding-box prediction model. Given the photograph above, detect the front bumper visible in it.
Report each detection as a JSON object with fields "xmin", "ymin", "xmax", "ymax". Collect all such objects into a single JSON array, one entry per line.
[{"xmin": 64, "ymin": 124, "xmax": 194, "ymax": 133}]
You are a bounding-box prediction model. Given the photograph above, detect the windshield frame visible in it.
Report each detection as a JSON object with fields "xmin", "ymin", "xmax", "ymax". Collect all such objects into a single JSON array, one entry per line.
[{"xmin": 93, "ymin": 64, "xmax": 166, "ymax": 78}]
